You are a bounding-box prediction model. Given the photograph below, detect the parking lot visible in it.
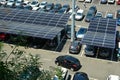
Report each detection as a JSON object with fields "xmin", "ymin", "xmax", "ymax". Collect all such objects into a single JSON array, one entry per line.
[{"xmin": 0, "ymin": 0, "xmax": 120, "ymax": 80}]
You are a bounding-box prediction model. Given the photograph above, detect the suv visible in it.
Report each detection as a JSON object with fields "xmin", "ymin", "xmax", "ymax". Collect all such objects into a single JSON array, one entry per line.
[
  {"xmin": 108, "ymin": 0, "xmax": 115, "ymax": 4},
  {"xmin": 85, "ymin": 45, "xmax": 96, "ymax": 56},
  {"xmin": 98, "ymin": 48, "xmax": 110, "ymax": 58},
  {"xmin": 55, "ymin": 55, "xmax": 81, "ymax": 71},
  {"xmin": 69, "ymin": 41, "xmax": 82, "ymax": 54},
  {"xmin": 85, "ymin": 6, "xmax": 97, "ymax": 22}
]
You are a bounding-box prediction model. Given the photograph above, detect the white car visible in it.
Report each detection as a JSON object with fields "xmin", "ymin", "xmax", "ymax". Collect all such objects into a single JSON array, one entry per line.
[
  {"xmin": 107, "ymin": 75, "xmax": 120, "ymax": 80},
  {"xmin": 6, "ymin": 0, "xmax": 15, "ymax": 7},
  {"xmin": 22, "ymin": 1, "xmax": 30, "ymax": 7},
  {"xmin": 108, "ymin": 0, "xmax": 115, "ymax": 3},
  {"xmin": 30, "ymin": 0, "xmax": 39, "ymax": 7},
  {"xmin": 75, "ymin": 9, "xmax": 84, "ymax": 20},
  {"xmin": 0, "ymin": 0, "xmax": 7, "ymax": 6},
  {"xmin": 78, "ymin": 0, "xmax": 85, "ymax": 2},
  {"xmin": 85, "ymin": 0, "xmax": 92, "ymax": 3},
  {"xmin": 39, "ymin": 1, "xmax": 47, "ymax": 9},
  {"xmin": 32, "ymin": 6, "xmax": 40, "ymax": 11}
]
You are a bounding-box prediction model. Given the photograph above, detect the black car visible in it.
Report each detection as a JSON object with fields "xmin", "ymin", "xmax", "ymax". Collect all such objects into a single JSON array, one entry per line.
[
  {"xmin": 98, "ymin": 48, "xmax": 110, "ymax": 58},
  {"xmin": 100, "ymin": 0, "xmax": 107, "ymax": 4},
  {"xmin": 53, "ymin": 3, "xmax": 62, "ymax": 12},
  {"xmin": 85, "ymin": 6, "xmax": 97, "ymax": 22},
  {"xmin": 73, "ymin": 72, "xmax": 89, "ymax": 80},
  {"xmin": 69, "ymin": 41, "xmax": 82, "ymax": 54},
  {"xmin": 45, "ymin": 3, "xmax": 54, "ymax": 11},
  {"xmin": 55, "ymin": 55, "xmax": 81, "ymax": 71}
]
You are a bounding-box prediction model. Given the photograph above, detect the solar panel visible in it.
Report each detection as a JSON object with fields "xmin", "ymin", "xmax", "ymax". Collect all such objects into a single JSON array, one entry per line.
[
  {"xmin": 81, "ymin": 18, "xmax": 116, "ymax": 49},
  {"xmin": 0, "ymin": 8, "xmax": 70, "ymax": 40}
]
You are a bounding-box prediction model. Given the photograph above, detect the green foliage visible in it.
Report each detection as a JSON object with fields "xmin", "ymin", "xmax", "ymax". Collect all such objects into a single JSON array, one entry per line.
[
  {"xmin": 37, "ymin": 70, "xmax": 52, "ymax": 80},
  {"xmin": 0, "ymin": 61, "xmax": 17, "ymax": 80},
  {"xmin": 54, "ymin": 67, "xmax": 64, "ymax": 80}
]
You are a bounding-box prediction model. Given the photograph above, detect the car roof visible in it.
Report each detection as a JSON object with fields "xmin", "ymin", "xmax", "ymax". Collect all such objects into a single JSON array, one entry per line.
[
  {"xmin": 64, "ymin": 55, "xmax": 79, "ymax": 63},
  {"xmin": 108, "ymin": 75, "xmax": 120, "ymax": 80},
  {"xmin": 77, "ymin": 9, "xmax": 84, "ymax": 13}
]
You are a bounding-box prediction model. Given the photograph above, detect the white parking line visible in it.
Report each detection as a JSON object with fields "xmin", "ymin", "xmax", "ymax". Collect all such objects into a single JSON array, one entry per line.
[{"xmin": 89, "ymin": 77, "xmax": 98, "ymax": 80}]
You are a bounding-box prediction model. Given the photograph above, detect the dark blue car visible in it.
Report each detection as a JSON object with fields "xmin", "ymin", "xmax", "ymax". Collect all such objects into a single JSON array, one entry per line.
[
  {"xmin": 101, "ymin": 0, "xmax": 107, "ymax": 4},
  {"xmin": 117, "ymin": 10, "xmax": 120, "ymax": 26},
  {"xmin": 73, "ymin": 72, "xmax": 89, "ymax": 80}
]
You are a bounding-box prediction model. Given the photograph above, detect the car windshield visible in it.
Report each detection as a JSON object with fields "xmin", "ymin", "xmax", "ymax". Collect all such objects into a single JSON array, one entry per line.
[
  {"xmin": 78, "ymin": 28, "xmax": 87, "ymax": 34},
  {"xmin": 63, "ymin": 5, "xmax": 68, "ymax": 8},
  {"xmin": 71, "ymin": 41, "xmax": 79, "ymax": 47},
  {"xmin": 77, "ymin": 13, "xmax": 82, "ymax": 15},
  {"xmin": 86, "ymin": 45, "xmax": 93, "ymax": 51},
  {"xmin": 54, "ymin": 4, "xmax": 60, "ymax": 8},
  {"xmin": 117, "ymin": 11, "xmax": 120, "ymax": 18},
  {"xmin": 74, "ymin": 74, "xmax": 86, "ymax": 80},
  {"xmin": 96, "ymin": 13, "xmax": 102, "ymax": 17},
  {"xmin": 107, "ymin": 14, "xmax": 113, "ymax": 18},
  {"xmin": 31, "ymin": 1, "xmax": 37, "ymax": 5},
  {"xmin": 58, "ymin": 9, "xmax": 65, "ymax": 13},
  {"xmin": 9, "ymin": 0, "xmax": 14, "ymax": 2},
  {"xmin": 66, "ymin": 56, "xmax": 79, "ymax": 64},
  {"xmin": 41, "ymin": 2, "xmax": 46, "ymax": 5}
]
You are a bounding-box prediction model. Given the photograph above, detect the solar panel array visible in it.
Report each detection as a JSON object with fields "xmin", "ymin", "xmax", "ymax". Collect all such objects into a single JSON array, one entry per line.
[
  {"xmin": 81, "ymin": 18, "xmax": 117, "ymax": 49},
  {"xmin": 0, "ymin": 8, "xmax": 70, "ymax": 40}
]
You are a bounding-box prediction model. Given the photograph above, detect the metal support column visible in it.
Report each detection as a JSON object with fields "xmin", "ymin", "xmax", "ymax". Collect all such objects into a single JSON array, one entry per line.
[
  {"xmin": 57, "ymin": 32, "xmax": 61, "ymax": 45},
  {"xmin": 71, "ymin": 0, "xmax": 75, "ymax": 42}
]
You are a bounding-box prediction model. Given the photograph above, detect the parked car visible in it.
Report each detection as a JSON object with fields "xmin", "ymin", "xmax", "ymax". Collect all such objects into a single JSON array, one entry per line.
[
  {"xmin": 58, "ymin": 8, "xmax": 67, "ymax": 14},
  {"xmin": 85, "ymin": 6, "xmax": 97, "ymax": 22},
  {"xmin": 68, "ymin": 5, "xmax": 79, "ymax": 20},
  {"xmin": 24, "ymin": 5, "xmax": 32, "ymax": 10},
  {"xmin": 6, "ymin": 0, "xmax": 15, "ymax": 7},
  {"xmin": 30, "ymin": 0, "xmax": 39, "ymax": 7},
  {"xmin": 15, "ymin": 0, "xmax": 24, "ymax": 7},
  {"xmin": 106, "ymin": 13, "xmax": 114, "ymax": 19},
  {"xmin": 100, "ymin": 0, "xmax": 107, "ymax": 4},
  {"xmin": 45, "ymin": 3, "xmax": 54, "ymax": 11},
  {"xmin": 98, "ymin": 48, "xmax": 110, "ymax": 58},
  {"xmin": 69, "ymin": 41, "xmax": 82, "ymax": 54},
  {"xmin": 108, "ymin": 0, "xmax": 115, "ymax": 4},
  {"xmin": 0, "ymin": 33, "xmax": 6, "ymax": 41},
  {"xmin": 85, "ymin": 0, "xmax": 92, "ymax": 3},
  {"xmin": 78, "ymin": 0, "xmax": 85, "ymax": 2},
  {"xmin": 95, "ymin": 11, "xmax": 103, "ymax": 18},
  {"xmin": 39, "ymin": 1, "xmax": 47, "ymax": 9},
  {"xmin": 85, "ymin": 10, "xmax": 95, "ymax": 22},
  {"xmin": 116, "ymin": 10, "xmax": 120, "ymax": 26},
  {"xmin": 75, "ymin": 9, "xmax": 84, "ymax": 21},
  {"xmin": 85, "ymin": 45, "xmax": 96, "ymax": 56},
  {"xmin": 0, "ymin": 0, "xmax": 7, "ymax": 6},
  {"xmin": 62, "ymin": 4, "xmax": 70, "ymax": 12},
  {"xmin": 53, "ymin": 3, "xmax": 62, "ymax": 13},
  {"xmin": 117, "ymin": 0, "xmax": 120, "ymax": 5},
  {"xmin": 76, "ymin": 27, "xmax": 87, "ymax": 40},
  {"xmin": 107, "ymin": 75, "xmax": 120, "ymax": 80},
  {"xmin": 22, "ymin": 1, "xmax": 30, "ymax": 7},
  {"xmin": 55, "ymin": 55, "xmax": 81, "ymax": 71},
  {"xmin": 73, "ymin": 72, "xmax": 89, "ymax": 80}
]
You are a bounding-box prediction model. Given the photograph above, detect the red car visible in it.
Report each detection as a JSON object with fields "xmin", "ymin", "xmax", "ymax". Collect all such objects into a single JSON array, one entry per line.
[
  {"xmin": 117, "ymin": 0, "xmax": 120, "ymax": 5},
  {"xmin": 0, "ymin": 33, "xmax": 6, "ymax": 40}
]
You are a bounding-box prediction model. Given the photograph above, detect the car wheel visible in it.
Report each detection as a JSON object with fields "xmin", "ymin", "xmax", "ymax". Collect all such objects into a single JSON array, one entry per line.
[{"xmin": 70, "ymin": 68, "xmax": 74, "ymax": 71}]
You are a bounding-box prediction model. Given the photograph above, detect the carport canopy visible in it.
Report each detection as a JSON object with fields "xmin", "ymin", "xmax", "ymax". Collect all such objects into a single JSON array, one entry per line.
[
  {"xmin": 81, "ymin": 18, "xmax": 117, "ymax": 49},
  {"xmin": 0, "ymin": 8, "xmax": 70, "ymax": 40}
]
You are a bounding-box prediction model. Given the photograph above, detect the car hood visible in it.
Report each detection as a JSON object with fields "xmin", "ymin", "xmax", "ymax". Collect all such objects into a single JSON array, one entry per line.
[
  {"xmin": 32, "ymin": 6, "xmax": 39, "ymax": 10},
  {"xmin": 39, "ymin": 5, "xmax": 45, "ymax": 8},
  {"xmin": 16, "ymin": 3, "xmax": 21, "ymax": 6},
  {"xmin": 76, "ymin": 34, "xmax": 84, "ymax": 39},
  {"xmin": 7, "ymin": 2, "xmax": 13, "ymax": 6}
]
